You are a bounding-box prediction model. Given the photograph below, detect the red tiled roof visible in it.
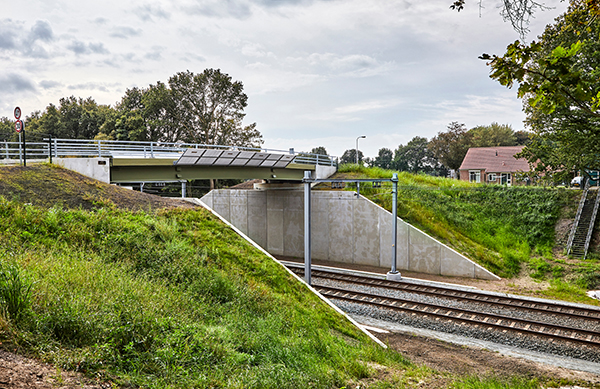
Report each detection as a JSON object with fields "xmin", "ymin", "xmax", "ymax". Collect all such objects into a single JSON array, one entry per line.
[{"xmin": 459, "ymin": 146, "xmax": 529, "ymax": 173}]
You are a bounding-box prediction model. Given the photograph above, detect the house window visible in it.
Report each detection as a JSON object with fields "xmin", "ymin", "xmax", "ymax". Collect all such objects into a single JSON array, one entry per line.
[
  {"xmin": 501, "ymin": 173, "xmax": 512, "ymax": 185},
  {"xmin": 469, "ymin": 170, "xmax": 481, "ymax": 183},
  {"xmin": 487, "ymin": 173, "xmax": 496, "ymax": 182}
]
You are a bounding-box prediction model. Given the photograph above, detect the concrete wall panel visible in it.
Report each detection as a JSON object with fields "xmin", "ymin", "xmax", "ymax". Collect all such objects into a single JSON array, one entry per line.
[
  {"xmin": 408, "ymin": 226, "xmax": 441, "ymax": 274},
  {"xmin": 311, "ymin": 195, "xmax": 330, "ymax": 259},
  {"xmin": 266, "ymin": 192, "xmax": 284, "ymax": 255},
  {"xmin": 328, "ymin": 196, "xmax": 354, "ymax": 263},
  {"xmin": 247, "ymin": 191, "xmax": 267, "ymax": 248},
  {"xmin": 213, "ymin": 191, "xmax": 231, "ymax": 221},
  {"xmin": 230, "ymin": 191, "xmax": 248, "ymax": 236},
  {"xmin": 353, "ymin": 199, "xmax": 379, "ymax": 266},
  {"xmin": 201, "ymin": 192, "xmax": 214, "ymax": 209},
  {"xmin": 440, "ymin": 245, "xmax": 474, "ymax": 278}
]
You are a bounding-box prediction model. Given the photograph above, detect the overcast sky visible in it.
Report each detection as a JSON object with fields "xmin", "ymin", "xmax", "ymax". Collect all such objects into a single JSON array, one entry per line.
[{"xmin": 1, "ymin": 0, "xmax": 568, "ymax": 158}]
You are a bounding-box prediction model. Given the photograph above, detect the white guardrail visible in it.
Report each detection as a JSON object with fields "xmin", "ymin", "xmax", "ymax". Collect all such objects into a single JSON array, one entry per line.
[{"xmin": 0, "ymin": 139, "xmax": 337, "ymax": 167}]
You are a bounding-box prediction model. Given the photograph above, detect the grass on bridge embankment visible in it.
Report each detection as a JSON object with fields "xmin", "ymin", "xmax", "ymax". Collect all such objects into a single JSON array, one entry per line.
[
  {"xmin": 0, "ymin": 196, "xmax": 416, "ymax": 388},
  {"xmin": 337, "ymin": 165, "xmax": 600, "ymax": 304}
]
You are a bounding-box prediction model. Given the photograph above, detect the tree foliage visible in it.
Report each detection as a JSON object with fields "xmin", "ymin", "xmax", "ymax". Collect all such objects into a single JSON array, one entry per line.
[
  {"xmin": 168, "ymin": 69, "xmax": 261, "ymax": 146},
  {"xmin": 469, "ymin": 122, "xmax": 517, "ymax": 147},
  {"xmin": 16, "ymin": 69, "xmax": 262, "ymax": 148},
  {"xmin": 428, "ymin": 122, "xmax": 473, "ymax": 171},
  {"xmin": 372, "ymin": 148, "xmax": 393, "ymax": 170},
  {"xmin": 483, "ymin": 2, "xmax": 600, "ymax": 180},
  {"xmin": 394, "ymin": 137, "xmax": 446, "ymax": 175},
  {"xmin": 340, "ymin": 149, "xmax": 364, "ymax": 164}
]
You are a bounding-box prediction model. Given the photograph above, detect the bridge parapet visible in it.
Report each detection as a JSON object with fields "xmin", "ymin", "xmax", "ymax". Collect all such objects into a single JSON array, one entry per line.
[{"xmin": 0, "ymin": 138, "xmax": 337, "ymax": 167}]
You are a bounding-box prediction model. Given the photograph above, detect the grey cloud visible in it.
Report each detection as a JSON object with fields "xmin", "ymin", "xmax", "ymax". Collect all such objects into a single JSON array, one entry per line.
[
  {"xmin": 39, "ymin": 80, "xmax": 62, "ymax": 89},
  {"xmin": 0, "ymin": 73, "xmax": 36, "ymax": 93},
  {"xmin": 28, "ymin": 20, "xmax": 53, "ymax": 43},
  {"xmin": 0, "ymin": 19, "xmax": 18, "ymax": 50},
  {"xmin": 68, "ymin": 40, "xmax": 88, "ymax": 54},
  {"xmin": 110, "ymin": 26, "xmax": 142, "ymax": 39},
  {"xmin": 67, "ymin": 82, "xmax": 109, "ymax": 92},
  {"xmin": 254, "ymin": 0, "xmax": 311, "ymax": 6},
  {"xmin": 93, "ymin": 17, "xmax": 108, "ymax": 24},
  {"xmin": 68, "ymin": 40, "xmax": 109, "ymax": 55},
  {"xmin": 184, "ymin": 0, "xmax": 331, "ymax": 18},
  {"xmin": 145, "ymin": 51, "xmax": 162, "ymax": 61},
  {"xmin": 137, "ymin": 4, "xmax": 171, "ymax": 21},
  {"xmin": 184, "ymin": 0, "xmax": 251, "ymax": 19},
  {"xmin": 89, "ymin": 43, "xmax": 109, "ymax": 54}
]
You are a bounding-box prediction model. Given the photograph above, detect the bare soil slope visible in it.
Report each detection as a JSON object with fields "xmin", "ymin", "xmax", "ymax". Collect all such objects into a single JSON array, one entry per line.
[{"xmin": 0, "ymin": 164, "xmax": 196, "ymax": 211}]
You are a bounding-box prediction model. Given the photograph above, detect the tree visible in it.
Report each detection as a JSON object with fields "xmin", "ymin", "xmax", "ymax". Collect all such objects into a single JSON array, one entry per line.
[
  {"xmin": 0, "ymin": 117, "xmax": 14, "ymax": 141},
  {"xmin": 514, "ymin": 130, "xmax": 531, "ymax": 145},
  {"xmin": 168, "ymin": 69, "xmax": 262, "ymax": 147},
  {"xmin": 428, "ymin": 122, "xmax": 473, "ymax": 171},
  {"xmin": 394, "ymin": 136, "xmax": 446, "ymax": 175},
  {"xmin": 373, "ymin": 148, "xmax": 393, "ymax": 169},
  {"xmin": 468, "ymin": 123, "xmax": 516, "ymax": 147},
  {"xmin": 483, "ymin": 2, "xmax": 600, "ymax": 179},
  {"xmin": 310, "ymin": 146, "xmax": 328, "ymax": 155},
  {"xmin": 340, "ymin": 149, "xmax": 363, "ymax": 165}
]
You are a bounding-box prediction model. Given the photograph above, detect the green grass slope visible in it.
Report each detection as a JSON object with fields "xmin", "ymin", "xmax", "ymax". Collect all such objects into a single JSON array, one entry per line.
[
  {"xmin": 0, "ymin": 165, "xmax": 412, "ymax": 388},
  {"xmin": 335, "ymin": 165, "xmax": 600, "ymax": 304}
]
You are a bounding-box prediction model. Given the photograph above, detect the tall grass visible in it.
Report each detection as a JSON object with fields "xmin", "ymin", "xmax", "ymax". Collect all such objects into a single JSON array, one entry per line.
[
  {"xmin": 0, "ymin": 197, "xmax": 411, "ymax": 388},
  {"xmin": 338, "ymin": 165, "xmax": 576, "ymax": 278}
]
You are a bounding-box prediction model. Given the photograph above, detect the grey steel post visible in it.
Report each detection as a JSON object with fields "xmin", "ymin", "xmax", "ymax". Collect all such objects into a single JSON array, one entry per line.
[
  {"xmin": 97, "ymin": 140, "xmax": 102, "ymax": 157},
  {"xmin": 18, "ymin": 133, "xmax": 22, "ymax": 165},
  {"xmin": 387, "ymin": 173, "xmax": 401, "ymax": 280},
  {"xmin": 304, "ymin": 170, "xmax": 312, "ymax": 285},
  {"xmin": 48, "ymin": 135, "xmax": 53, "ymax": 163},
  {"xmin": 181, "ymin": 181, "xmax": 187, "ymax": 198}
]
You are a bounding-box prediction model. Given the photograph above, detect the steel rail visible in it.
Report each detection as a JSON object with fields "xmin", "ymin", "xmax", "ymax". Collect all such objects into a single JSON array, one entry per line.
[
  {"xmin": 287, "ymin": 265, "xmax": 600, "ymax": 321},
  {"xmin": 315, "ymin": 284, "xmax": 600, "ymax": 348}
]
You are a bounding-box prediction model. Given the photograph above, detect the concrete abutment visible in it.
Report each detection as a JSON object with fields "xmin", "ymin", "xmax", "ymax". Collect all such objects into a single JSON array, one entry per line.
[{"xmin": 201, "ymin": 189, "xmax": 499, "ymax": 281}]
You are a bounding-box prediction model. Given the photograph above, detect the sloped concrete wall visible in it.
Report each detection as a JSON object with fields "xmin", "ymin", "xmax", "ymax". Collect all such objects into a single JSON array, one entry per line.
[{"xmin": 201, "ymin": 189, "xmax": 499, "ymax": 280}]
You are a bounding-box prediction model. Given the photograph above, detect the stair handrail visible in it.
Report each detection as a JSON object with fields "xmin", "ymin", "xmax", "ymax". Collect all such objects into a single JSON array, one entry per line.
[
  {"xmin": 583, "ymin": 187, "xmax": 600, "ymax": 259},
  {"xmin": 567, "ymin": 179, "xmax": 590, "ymax": 255}
]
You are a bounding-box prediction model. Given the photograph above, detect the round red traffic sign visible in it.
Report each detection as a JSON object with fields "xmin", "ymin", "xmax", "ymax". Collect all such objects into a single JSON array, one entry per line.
[
  {"xmin": 14, "ymin": 107, "xmax": 21, "ymax": 120},
  {"xmin": 15, "ymin": 120, "xmax": 23, "ymax": 133}
]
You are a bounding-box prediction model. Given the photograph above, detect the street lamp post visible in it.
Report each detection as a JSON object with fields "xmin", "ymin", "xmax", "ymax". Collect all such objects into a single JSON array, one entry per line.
[{"xmin": 356, "ymin": 135, "xmax": 366, "ymax": 165}]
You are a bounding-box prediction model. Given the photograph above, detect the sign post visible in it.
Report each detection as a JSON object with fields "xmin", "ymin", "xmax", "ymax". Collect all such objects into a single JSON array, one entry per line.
[{"xmin": 14, "ymin": 108, "xmax": 25, "ymax": 167}]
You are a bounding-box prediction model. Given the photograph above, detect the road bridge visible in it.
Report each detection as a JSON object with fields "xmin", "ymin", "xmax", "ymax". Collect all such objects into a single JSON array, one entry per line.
[{"xmin": 0, "ymin": 138, "xmax": 337, "ymax": 184}]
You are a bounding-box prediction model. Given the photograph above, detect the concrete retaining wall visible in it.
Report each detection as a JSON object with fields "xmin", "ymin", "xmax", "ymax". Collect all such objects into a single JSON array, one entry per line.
[
  {"xmin": 54, "ymin": 157, "xmax": 110, "ymax": 183},
  {"xmin": 201, "ymin": 189, "xmax": 499, "ymax": 280}
]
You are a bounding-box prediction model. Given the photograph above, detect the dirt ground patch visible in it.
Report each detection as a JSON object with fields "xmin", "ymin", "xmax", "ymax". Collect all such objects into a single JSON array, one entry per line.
[
  {"xmin": 0, "ymin": 349, "xmax": 109, "ymax": 389},
  {"xmin": 0, "ymin": 164, "xmax": 197, "ymax": 212},
  {"xmin": 376, "ymin": 331, "xmax": 600, "ymax": 388}
]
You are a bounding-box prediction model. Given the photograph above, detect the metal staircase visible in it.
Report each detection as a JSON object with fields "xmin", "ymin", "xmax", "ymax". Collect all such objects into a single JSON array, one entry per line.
[{"xmin": 567, "ymin": 180, "xmax": 600, "ymax": 259}]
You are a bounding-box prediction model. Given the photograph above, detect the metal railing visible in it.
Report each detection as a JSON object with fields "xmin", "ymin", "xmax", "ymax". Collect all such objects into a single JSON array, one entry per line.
[
  {"xmin": 583, "ymin": 188, "xmax": 600, "ymax": 259},
  {"xmin": 0, "ymin": 138, "xmax": 337, "ymax": 167},
  {"xmin": 567, "ymin": 179, "xmax": 590, "ymax": 256}
]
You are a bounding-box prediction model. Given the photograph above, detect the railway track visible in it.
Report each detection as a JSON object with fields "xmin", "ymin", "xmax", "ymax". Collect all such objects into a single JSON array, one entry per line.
[{"xmin": 285, "ymin": 263, "xmax": 600, "ymax": 350}]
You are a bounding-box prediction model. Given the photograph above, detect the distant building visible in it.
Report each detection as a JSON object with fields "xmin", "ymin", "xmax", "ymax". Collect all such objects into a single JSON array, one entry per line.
[{"xmin": 458, "ymin": 146, "xmax": 530, "ymax": 186}]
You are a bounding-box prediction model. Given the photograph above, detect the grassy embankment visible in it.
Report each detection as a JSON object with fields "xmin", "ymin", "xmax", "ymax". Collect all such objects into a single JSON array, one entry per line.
[
  {"xmin": 336, "ymin": 165, "xmax": 600, "ymax": 304},
  {"xmin": 0, "ymin": 198, "xmax": 421, "ymax": 387},
  {"xmin": 0, "ymin": 164, "xmax": 585, "ymax": 388}
]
